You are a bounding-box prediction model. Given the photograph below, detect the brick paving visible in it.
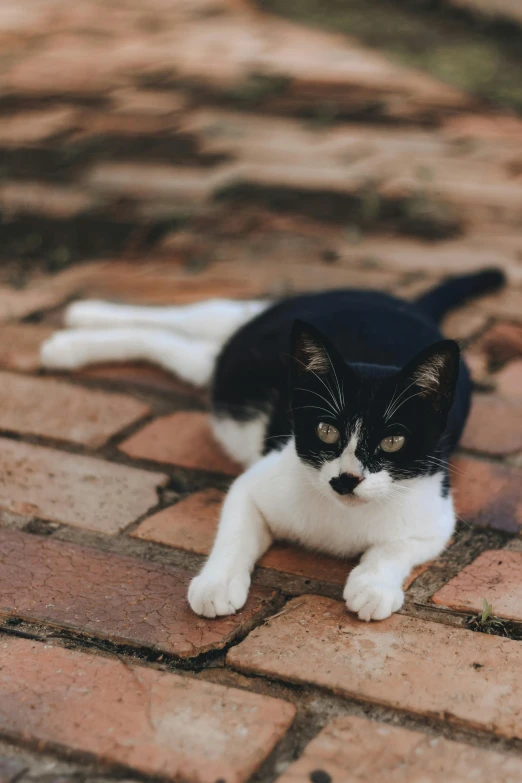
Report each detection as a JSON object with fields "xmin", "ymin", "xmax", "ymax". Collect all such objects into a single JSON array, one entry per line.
[{"xmin": 0, "ymin": 0, "xmax": 520, "ymax": 780}]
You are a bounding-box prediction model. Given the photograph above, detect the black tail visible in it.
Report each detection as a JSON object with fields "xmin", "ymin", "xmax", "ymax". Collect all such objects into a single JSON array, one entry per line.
[{"xmin": 416, "ymin": 268, "xmax": 505, "ymax": 323}]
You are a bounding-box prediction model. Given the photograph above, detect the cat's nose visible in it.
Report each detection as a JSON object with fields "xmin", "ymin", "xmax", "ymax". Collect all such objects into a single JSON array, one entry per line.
[{"xmin": 329, "ymin": 473, "xmax": 364, "ymax": 496}]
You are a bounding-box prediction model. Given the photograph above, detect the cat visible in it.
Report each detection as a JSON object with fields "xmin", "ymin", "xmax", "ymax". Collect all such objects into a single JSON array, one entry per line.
[{"xmin": 40, "ymin": 268, "xmax": 504, "ymax": 622}]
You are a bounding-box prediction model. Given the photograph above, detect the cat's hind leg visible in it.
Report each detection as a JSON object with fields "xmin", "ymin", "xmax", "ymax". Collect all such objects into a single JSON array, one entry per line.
[
  {"xmin": 65, "ymin": 299, "xmax": 269, "ymax": 343},
  {"xmin": 40, "ymin": 328, "xmax": 217, "ymax": 386}
]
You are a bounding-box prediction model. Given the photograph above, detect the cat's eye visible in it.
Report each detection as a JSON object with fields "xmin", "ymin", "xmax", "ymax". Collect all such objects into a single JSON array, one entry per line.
[
  {"xmin": 317, "ymin": 422, "xmax": 340, "ymax": 445},
  {"xmin": 380, "ymin": 434, "xmax": 406, "ymax": 453}
]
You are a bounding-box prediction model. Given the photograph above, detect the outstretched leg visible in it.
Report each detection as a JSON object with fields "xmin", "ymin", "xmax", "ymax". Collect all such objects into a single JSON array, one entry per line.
[
  {"xmin": 188, "ymin": 455, "xmax": 274, "ymax": 617},
  {"xmin": 65, "ymin": 298, "xmax": 269, "ymax": 343},
  {"xmin": 41, "ymin": 328, "xmax": 217, "ymax": 387}
]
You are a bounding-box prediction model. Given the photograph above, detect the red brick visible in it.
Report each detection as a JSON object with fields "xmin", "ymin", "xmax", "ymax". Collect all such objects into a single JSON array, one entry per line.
[
  {"xmin": 0, "ymin": 438, "xmax": 167, "ymax": 533},
  {"xmin": 480, "ymin": 322, "xmax": 522, "ymax": 364},
  {"xmin": 0, "ymin": 371, "xmax": 149, "ymax": 447},
  {"xmin": 442, "ymin": 306, "xmax": 489, "ymax": 341},
  {"xmin": 75, "ymin": 362, "xmax": 207, "ymax": 402},
  {"xmin": 432, "ymin": 549, "xmax": 522, "ymax": 621},
  {"xmin": 0, "ymin": 323, "xmax": 54, "ymax": 371},
  {"xmin": 0, "ymin": 107, "xmax": 78, "ymax": 145},
  {"xmin": 0, "ymin": 636, "xmax": 295, "ymax": 783},
  {"xmin": 0, "ymin": 181, "xmax": 93, "ymax": 219},
  {"xmin": 461, "ymin": 394, "xmax": 522, "ymax": 455},
  {"xmin": 133, "ymin": 489, "xmax": 431, "ymax": 588},
  {"xmin": 0, "ymin": 528, "xmax": 276, "ymax": 657},
  {"xmin": 228, "ymin": 594, "xmax": 522, "ymax": 739},
  {"xmin": 0, "ymin": 285, "xmax": 66, "ymax": 324},
  {"xmin": 496, "ymin": 360, "xmax": 522, "ymax": 400},
  {"xmin": 0, "ymin": 758, "xmax": 27, "ymax": 783},
  {"xmin": 452, "ymin": 456, "xmax": 522, "ymax": 533},
  {"xmin": 277, "ymin": 715, "xmax": 522, "ymax": 783},
  {"xmin": 120, "ymin": 411, "xmax": 241, "ymax": 475}
]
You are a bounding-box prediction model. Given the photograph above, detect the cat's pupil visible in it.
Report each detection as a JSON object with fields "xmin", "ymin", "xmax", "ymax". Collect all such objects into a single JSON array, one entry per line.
[{"xmin": 380, "ymin": 434, "xmax": 406, "ymax": 453}]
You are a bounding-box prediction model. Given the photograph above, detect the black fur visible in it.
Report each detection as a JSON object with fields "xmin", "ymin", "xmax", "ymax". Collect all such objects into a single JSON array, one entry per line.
[{"xmin": 212, "ymin": 269, "xmax": 504, "ymax": 482}]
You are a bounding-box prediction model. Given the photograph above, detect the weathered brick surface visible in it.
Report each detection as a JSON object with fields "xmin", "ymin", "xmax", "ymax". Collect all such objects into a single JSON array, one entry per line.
[
  {"xmin": 0, "ymin": 438, "xmax": 167, "ymax": 533},
  {"xmin": 120, "ymin": 412, "xmax": 241, "ymax": 475},
  {"xmin": 0, "ymin": 529, "xmax": 276, "ymax": 657},
  {"xmin": 0, "ymin": 757, "xmax": 27, "ymax": 783},
  {"xmin": 76, "ymin": 362, "xmax": 206, "ymax": 400},
  {"xmin": 452, "ymin": 456, "xmax": 522, "ymax": 533},
  {"xmin": 0, "ymin": 324, "xmax": 54, "ymax": 371},
  {"xmin": 0, "ymin": 107, "xmax": 78, "ymax": 145},
  {"xmin": 461, "ymin": 394, "xmax": 522, "ymax": 455},
  {"xmin": 0, "ymin": 371, "xmax": 149, "ymax": 447},
  {"xmin": 432, "ymin": 549, "xmax": 522, "ymax": 621},
  {"xmin": 133, "ymin": 489, "xmax": 428, "ymax": 587},
  {"xmin": 496, "ymin": 360, "xmax": 522, "ymax": 400},
  {"xmin": 228, "ymin": 594, "xmax": 522, "ymax": 738},
  {"xmin": 0, "ymin": 636, "xmax": 295, "ymax": 783},
  {"xmin": 277, "ymin": 715, "xmax": 522, "ymax": 783},
  {"xmin": 480, "ymin": 322, "xmax": 522, "ymax": 364}
]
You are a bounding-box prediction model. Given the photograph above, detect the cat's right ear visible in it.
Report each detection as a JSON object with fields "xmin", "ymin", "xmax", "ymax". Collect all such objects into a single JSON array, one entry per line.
[{"xmin": 290, "ymin": 320, "xmax": 339, "ymax": 378}]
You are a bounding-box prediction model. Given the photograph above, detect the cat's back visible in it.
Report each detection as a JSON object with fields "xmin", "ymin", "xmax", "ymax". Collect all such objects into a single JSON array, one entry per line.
[{"xmin": 212, "ymin": 288, "xmax": 442, "ymax": 410}]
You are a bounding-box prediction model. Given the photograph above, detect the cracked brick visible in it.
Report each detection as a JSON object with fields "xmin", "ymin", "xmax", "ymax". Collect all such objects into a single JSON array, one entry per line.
[
  {"xmin": 277, "ymin": 715, "xmax": 522, "ymax": 783},
  {"xmin": 0, "ymin": 371, "xmax": 149, "ymax": 447},
  {"xmin": 228, "ymin": 594, "xmax": 522, "ymax": 739},
  {"xmin": 0, "ymin": 529, "xmax": 276, "ymax": 656},
  {"xmin": 120, "ymin": 411, "xmax": 241, "ymax": 475},
  {"xmin": 432, "ymin": 549, "xmax": 522, "ymax": 622},
  {"xmin": 0, "ymin": 636, "xmax": 295, "ymax": 782},
  {"xmin": 0, "ymin": 438, "xmax": 167, "ymax": 533}
]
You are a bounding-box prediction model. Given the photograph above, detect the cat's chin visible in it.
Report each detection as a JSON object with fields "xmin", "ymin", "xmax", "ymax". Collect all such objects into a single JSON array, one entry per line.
[{"xmin": 329, "ymin": 491, "xmax": 368, "ymax": 507}]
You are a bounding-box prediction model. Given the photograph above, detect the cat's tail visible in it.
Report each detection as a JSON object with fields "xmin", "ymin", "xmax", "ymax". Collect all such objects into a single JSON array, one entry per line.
[{"xmin": 415, "ymin": 268, "xmax": 505, "ymax": 323}]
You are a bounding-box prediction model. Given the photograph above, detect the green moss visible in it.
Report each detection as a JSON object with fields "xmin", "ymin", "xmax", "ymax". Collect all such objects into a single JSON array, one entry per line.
[{"xmin": 258, "ymin": 0, "xmax": 522, "ymax": 112}]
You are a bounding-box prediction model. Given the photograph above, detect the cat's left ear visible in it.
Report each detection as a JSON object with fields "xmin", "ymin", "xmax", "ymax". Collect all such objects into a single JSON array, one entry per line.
[
  {"xmin": 290, "ymin": 320, "xmax": 343, "ymax": 379},
  {"xmin": 398, "ymin": 339, "xmax": 460, "ymax": 413}
]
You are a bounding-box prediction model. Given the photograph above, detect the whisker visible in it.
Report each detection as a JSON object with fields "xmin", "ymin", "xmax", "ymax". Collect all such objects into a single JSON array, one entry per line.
[{"xmin": 294, "ymin": 387, "xmax": 340, "ymax": 416}]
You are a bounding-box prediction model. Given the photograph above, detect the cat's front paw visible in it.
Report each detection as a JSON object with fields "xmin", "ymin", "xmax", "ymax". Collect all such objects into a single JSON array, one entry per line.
[
  {"xmin": 188, "ymin": 569, "xmax": 250, "ymax": 618},
  {"xmin": 343, "ymin": 567, "xmax": 403, "ymax": 622}
]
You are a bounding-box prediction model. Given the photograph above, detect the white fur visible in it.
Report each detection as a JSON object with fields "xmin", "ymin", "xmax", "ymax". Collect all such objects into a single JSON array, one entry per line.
[
  {"xmin": 189, "ymin": 427, "xmax": 454, "ymax": 621},
  {"xmin": 40, "ymin": 298, "xmax": 455, "ymax": 623}
]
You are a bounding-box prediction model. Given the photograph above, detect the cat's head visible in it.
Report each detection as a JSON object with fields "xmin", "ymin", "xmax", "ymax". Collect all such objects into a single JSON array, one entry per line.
[{"xmin": 290, "ymin": 320, "xmax": 459, "ymax": 503}]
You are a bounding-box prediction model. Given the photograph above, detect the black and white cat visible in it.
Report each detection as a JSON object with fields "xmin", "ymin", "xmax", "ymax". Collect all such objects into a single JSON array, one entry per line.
[{"xmin": 41, "ymin": 269, "xmax": 503, "ymax": 621}]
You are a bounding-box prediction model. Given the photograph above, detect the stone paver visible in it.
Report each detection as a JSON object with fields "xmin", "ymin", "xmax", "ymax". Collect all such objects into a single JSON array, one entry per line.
[
  {"xmin": 452, "ymin": 456, "xmax": 522, "ymax": 533},
  {"xmin": 120, "ymin": 411, "xmax": 241, "ymax": 475},
  {"xmin": 461, "ymin": 394, "xmax": 522, "ymax": 455},
  {"xmin": 0, "ymin": 438, "xmax": 167, "ymax": 533},
  {"xmin": 0, "ymin": 636, "xmax": 295, "ymax": 783},
  {"xmin": 0, "ymin": 371, "xmax": 149, "ymax": 447},
  {"xmin": 228, "ymin": 594, "xmax": 522, "ymax": 739},
  {"xmin": 133, "ymin": 489, "xmax": 429, "ymax": 588},
  {"xmin": 276, "ymin": 715, "xmax": 522, "ymax": 783},
  {"xmin": 0, "ymin": 528, "xmax": 276, "ymax": 657},
  {"xmin": 432, "ymin": 549, "xmax": 522, "ymax": 621}
]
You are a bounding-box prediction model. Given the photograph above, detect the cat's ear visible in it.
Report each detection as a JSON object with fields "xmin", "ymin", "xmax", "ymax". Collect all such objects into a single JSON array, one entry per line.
[
  {"xmin": 398, "ymin": 339, "xmax": 460, "ymax": 412},
  {"xmin": 291, "ymin": 320, "xmax": 341, "ymax": 378}
]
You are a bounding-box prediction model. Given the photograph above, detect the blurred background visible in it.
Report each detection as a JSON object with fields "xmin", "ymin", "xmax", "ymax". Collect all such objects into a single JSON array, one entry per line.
[{"xmin": 0, "ymin": 0, "xmax": 521, "ymax": 341}]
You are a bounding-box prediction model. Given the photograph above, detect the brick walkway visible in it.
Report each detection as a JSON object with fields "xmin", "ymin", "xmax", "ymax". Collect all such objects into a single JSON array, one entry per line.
[{"xmin": 0, "ymin": 0, "xmax": 522, "ymax": 781}]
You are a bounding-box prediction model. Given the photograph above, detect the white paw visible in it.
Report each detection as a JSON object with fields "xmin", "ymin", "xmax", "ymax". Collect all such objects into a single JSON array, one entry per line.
[
  {"xmin": 40, "ymin": 331, "xmax": 86, "ymax": 370},
  {"xmin": 343, "ymin": 567, "xmax": 403, "ymax": 622},
  {"xmin": 65, "ymin": 300, "xmax": 112, "ymax": 329},
  {"xmin": 188, "ymin": 570, "xmax": 250, "ymax": 618}
]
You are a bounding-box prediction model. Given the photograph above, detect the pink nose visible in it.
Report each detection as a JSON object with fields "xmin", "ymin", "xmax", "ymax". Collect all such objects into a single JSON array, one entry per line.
[{"xmin": 330, "ymin": 473, "xmax": 363, "ymax": 495}]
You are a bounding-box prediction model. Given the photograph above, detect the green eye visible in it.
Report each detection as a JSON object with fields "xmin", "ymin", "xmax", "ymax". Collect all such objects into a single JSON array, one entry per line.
[
  {"xmin": 317, "ymin": 422, "xmax": 340, "ymax": 445},
  {"xmin": 380, "ymin": 434, "xmax": 406, "ymax": 453}
]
